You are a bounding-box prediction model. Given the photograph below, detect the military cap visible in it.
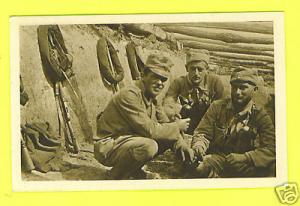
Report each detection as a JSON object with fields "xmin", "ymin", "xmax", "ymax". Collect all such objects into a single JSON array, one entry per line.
[
  {"xmin": 230, "ymin": 67, "xmax": 259, "ymax": 86},
  {"xmin": 186, "ymin": 50, "xmax": 210, "ymax": 66},
  {"xmin": 144, "ymin": 54, "xmax": 173, "ymax": 78}
]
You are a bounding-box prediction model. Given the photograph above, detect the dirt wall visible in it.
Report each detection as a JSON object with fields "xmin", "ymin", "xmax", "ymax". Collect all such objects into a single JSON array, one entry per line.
[
  {"xmin": 20, "ymin": 25, "xmax": 186, "ymax": 141},
  {"xmin": 20, "ymin": 24, "xmax": 270, "ymax": 141}
]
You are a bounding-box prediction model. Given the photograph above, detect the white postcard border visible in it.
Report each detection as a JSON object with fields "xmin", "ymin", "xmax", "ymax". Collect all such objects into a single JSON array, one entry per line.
[{"xmin": 10, "ymin": 12, "xmax": 287, "ymax": 191}]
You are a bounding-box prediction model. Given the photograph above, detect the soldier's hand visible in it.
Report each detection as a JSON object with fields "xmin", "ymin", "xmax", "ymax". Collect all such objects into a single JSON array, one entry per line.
[
  {"xmin": 226, "ymin": 154, "xmax": 253, "ymax": 175},
  {"xmin": 178, "ymin": 144, "xmax": 195, "ymax": 163},
  {"xmin": 192, "ymin": 145, "xmax": 206, "ymax": 159},
  {"xmin": 176, "ymin": 118, "xmax": 191, "ymax": 132},
  {"xmin": 225, "ymin": 153, "xmax": 248, "ymax": 166}
]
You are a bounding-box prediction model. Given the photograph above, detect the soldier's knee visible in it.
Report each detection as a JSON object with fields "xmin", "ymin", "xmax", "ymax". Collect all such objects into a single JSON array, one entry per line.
[
  {"xmin": 131, "ymin": 139, "xmax": 158, "ymax": 162},
  {"xmin": 143, "ymin": 139, "xmax": 159, "ymax": 159},
  {"xmin": 267, "ymin": 162, "xmax": 276, "ymax": 177}
]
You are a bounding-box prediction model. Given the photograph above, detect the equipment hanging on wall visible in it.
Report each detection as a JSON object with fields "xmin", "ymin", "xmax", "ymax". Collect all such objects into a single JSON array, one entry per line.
[
  {"xmin": 96, "ymin": 37, "xmax": 124, "ymax": 92},
  {"xmin": 125, "ymin": 41, "xmax": 144, "ymax": 80},
  {"xmin": 38, "ymin": 25, "xmax": 74, "ymax": 83},
  {"xmin": 37, "ymin": 25, "xmax": 80, "ymax": 153}
]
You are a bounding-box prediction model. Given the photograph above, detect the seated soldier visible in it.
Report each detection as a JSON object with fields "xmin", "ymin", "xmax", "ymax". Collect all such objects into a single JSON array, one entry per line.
[
  {"xmin": 163, "ymin": 50, "xmax": 224, "ymax": 134},
  {"xmin": 94, "ymin": 54, "xmax": 194, "ymax": 180},
  {"xmin": 191, "ymin": 67, "xmax": 275, "ymax": 178}
]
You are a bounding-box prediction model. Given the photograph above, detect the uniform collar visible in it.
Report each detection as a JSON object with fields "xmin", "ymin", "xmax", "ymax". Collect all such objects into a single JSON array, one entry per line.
[
  {"xmin": 227, "ymin": 99, "xmax": 254, "ymax": 118},
  {"xmin": 135, "ymin": 80, "xmax": 156, "ymax": 107}
]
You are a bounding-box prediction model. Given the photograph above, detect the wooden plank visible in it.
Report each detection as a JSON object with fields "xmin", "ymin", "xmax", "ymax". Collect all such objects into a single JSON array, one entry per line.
[
  {"xmin": 160, "ymin": 25, "xmax": 274, "ymax": 44},
  {"xmin": 156, "ymin": 22, "xmax": 273, "ymax": 34},
  {"xmin": 172, "ymin": 33, "xmax": 274, "ymax": 51},
  {"xmin": 181, "ymin": 40, "xmax": 274, "ymax": 56}
]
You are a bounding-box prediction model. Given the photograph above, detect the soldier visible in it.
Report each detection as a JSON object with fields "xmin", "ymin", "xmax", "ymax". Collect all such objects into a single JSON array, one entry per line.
[
  {"xmin": 191, "ymin": 67, "xmax": 275, "ymax": 177},
  {"xmin": 94, "ymin": 54, "xmax": 194, "ymax": 180},
  {"xmin": 163, "ymin": 50, "xmax": 224, "ymax": 134}
]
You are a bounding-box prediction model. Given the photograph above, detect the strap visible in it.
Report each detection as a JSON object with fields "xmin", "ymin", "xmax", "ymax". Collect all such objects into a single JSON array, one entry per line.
[{"xmin": 106, "ymin": 43, "xmax": 119, "ymax": 93}]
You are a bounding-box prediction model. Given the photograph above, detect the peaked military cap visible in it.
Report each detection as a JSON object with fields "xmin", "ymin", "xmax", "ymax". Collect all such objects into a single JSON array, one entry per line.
[
  {"xmin": 230, "ymin": 67, "xmax": 259, "ymax": 86},
  {"xmin": 144, "ymin": 54, "xmax": 173, "ymax": 78}
]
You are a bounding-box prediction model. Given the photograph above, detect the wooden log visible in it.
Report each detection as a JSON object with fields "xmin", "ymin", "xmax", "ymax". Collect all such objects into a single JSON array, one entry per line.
[
  {"xmin": 210, "ymin": 56, "xmax": 269, "ymax": 66},
  {"xmin": 124, "ymin": 24, "xmax": 168, "ymax": 41},
  {"xmin": 181, "ymin": 40, "xmax": 274, "ymax": 57},
  {"xmin": 172, "ymin": 33, "xmax": 274, "ymax": 51},
  {"xmin": 264, "ymin": 51, "xmax": 274, "ymax": 56},
  {"xmin": 156, "ymin": 22, "xmax": 273, "ymax": 34},
  {"xmin": 210, "ymin": 51, "xmax": 274, "ymax": 62},
  {"xmin": 211, "ymin": 58, "xmax": 258, "ymax": 67},
  {"xmin": 210, "ymin": 59, "xmax": 274, "ymax": 71},
  {"xmin": 229, "ymin": 65, "xmax": 273, "ymax": 74},
  {"xmin": 160, "ymin": 25, "xmax": 274, "ymax": 44},
  {"xmin": 189, "ymin": 48, "xmax": 275, "ymax": 64},
  {"xmin": 257, "ymin": 68, "xmax": 274, "ymax": 74},
  {"xmin": 211, "ymin": 62, "xmax": 273, "ymax": 77}
]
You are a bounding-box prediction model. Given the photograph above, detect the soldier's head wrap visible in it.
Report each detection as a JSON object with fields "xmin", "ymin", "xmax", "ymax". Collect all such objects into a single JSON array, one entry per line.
[{"xmin": 186, "ymin": 50, "xmax": 210, "ymax": 67}]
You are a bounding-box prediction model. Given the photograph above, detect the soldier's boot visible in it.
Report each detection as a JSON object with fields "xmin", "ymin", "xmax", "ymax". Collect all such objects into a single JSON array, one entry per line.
[
  {"xmin": 109, "ymin": 138, "xmax": 159, "ymax": 180},
  {"xmin": 130, "ymin": 167, "xmax": 161, "ymax": 179}
]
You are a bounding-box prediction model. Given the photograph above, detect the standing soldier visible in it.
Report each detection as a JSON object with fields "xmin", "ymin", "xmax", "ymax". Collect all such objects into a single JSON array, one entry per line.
[
  {"xmin": 94, "ymin": 54, "xmax": 194, "ymax": 180},
  {"xmin": 164, "ymin": 50, "xmax": 224, "ymax": 134},
  {"xmin": 191, "ymin": 67, "xmax": 275, "ymax": 177}
]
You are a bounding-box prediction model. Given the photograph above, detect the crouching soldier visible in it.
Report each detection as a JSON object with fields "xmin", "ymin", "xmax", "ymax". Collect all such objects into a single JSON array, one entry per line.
[
  {"xmin": 163, "ymin": 50, "xmax": 224, "ymax": 134},
  {"xmin": 94, "ymin": 54, "xmax": 194, "ymax": 180},
  {"xmin": 191, "ymin": 67, "xmax": 275, "ymax": 178}
]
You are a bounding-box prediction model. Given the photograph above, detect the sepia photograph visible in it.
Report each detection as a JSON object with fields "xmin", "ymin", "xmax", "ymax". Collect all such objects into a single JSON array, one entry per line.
[{"xmin": 11, "ymin": 12, "xmax": 286, "ymax": 191}]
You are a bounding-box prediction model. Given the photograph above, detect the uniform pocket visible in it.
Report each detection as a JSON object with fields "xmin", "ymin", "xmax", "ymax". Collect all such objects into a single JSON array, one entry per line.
[
  {"xmin": 236, "ymin": 128, "xmax": 257, "ymax": 153},
  {"xmin": 214, "ymin": 124, "xmax": 225, "ymax": 137},
  {"xmin": 213, "ymin": 123, "xmax": 226, "ymax": 146}
]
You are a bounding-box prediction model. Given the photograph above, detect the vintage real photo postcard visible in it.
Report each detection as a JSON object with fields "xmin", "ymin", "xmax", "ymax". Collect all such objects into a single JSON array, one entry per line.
[{"xmin": 11, "ymin": 12, "xmax": 287, "ymax": 191}]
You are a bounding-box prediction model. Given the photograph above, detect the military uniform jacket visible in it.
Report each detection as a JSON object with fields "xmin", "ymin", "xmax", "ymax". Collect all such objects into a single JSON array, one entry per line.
[
  {"xmin": 97, "ymin": 81, "xmax": 181, "ymax": 140},
  {"xmin": 192, "ymin": 98, "xmax": 275, "ymax": 168},
  {"xmin": 165, "ymin": 73, "xmax": 224, "ymax": 105}
]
